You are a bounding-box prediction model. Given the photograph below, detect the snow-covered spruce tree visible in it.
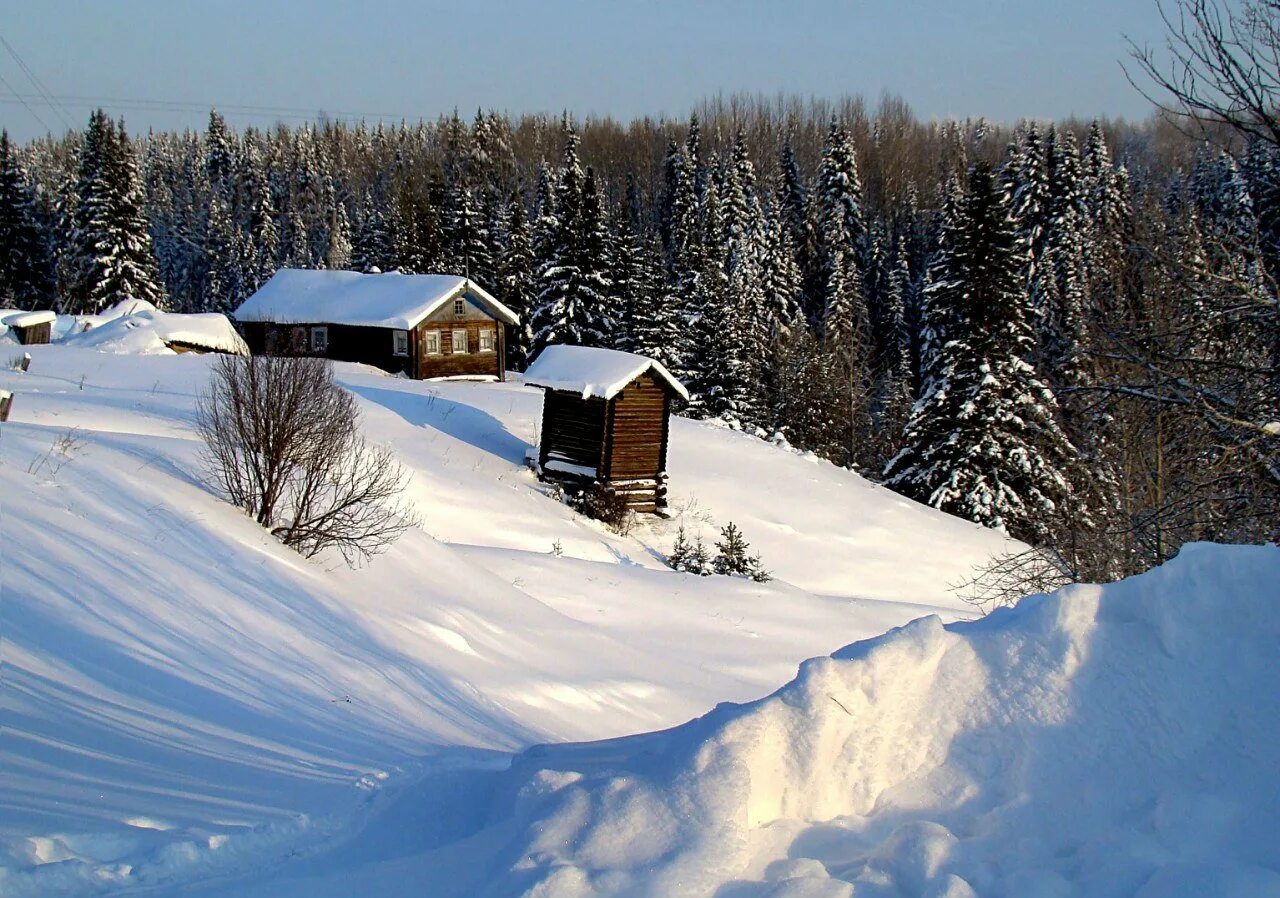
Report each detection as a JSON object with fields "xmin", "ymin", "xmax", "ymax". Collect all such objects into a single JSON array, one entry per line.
[
  {"xmin": 777, "ymin": 131, "xmax": 820, "ymax": 317},
  {"xmin": 204, "ymin": 191, "xmax": 249, "ymax": 314},
  {"xmin": 814, "ymin": 117, "xmax": 875, "ymax": 467},
  {"xmin": 528, "ymin": 124, "xmax": 612, "ymax": 358},
  {"xmin": 240, "ymin": 135, "xmax": 279, "ymax": 289},
  {"xmin": 883, "ymin": 159, "xmax": 1077, "ymax": 544},
  {"xmin": 67, "ymin": 111, "xmax": 166, "ymax": 313},
  {"xmin": 496, "ymin": 187, "xmax": 536, "ymax": 369},
  {"xmin": 610, "ymin": 177, "xmax": 651, "ymax": 354},
  {"xmin": 0, "ymin": 130, "xmax": 53, "ymax": 308},
  {"xmin": 712, "ymin": 522, "xmax": 753, "ymax": 576},
  {"xmin": 351, "ymin": 190, "xmax": 397, "ymax": 273},
  {"xmin": 684, "ymin": 179, "xmax": 750, "ymax": 424}
]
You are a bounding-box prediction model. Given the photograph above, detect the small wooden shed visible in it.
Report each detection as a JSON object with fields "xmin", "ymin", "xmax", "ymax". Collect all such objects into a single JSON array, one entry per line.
[
  {"xmin": 233, "ymin": 269, "xmax": 519, "ymax": 380},
  {"xmin": 2, "ymin": 310, "xmax": 55, "ymax": 345},
  {"xmin": 524, "ymin": 345, "xmax": 688, "ymax": 515}
]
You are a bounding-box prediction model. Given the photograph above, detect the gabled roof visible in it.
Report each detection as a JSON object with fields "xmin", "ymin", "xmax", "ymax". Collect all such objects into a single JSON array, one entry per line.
[
  {"xmin": 232, "ymin": 269, "xmax": 519, "ymax": 329},
  {"xmin": 523, "ymin": 344, "xmax": 689, "ymax": 401}
]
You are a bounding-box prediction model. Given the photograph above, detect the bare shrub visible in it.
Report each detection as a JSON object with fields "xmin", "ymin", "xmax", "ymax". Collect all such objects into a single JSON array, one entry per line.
[
  {"xmin": 951, "ymin": 547, "xmax": 1078, "ymax": 615},
  {"xmin": 195, "ymin": 353, "xmax": 417, "ymax": 564}
]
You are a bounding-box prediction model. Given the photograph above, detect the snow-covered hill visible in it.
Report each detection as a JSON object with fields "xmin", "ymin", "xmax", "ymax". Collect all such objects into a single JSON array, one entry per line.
[
  {"xmin": 0, "ymin": 345, "xmax": 1016, "ymax": 896},
  {"xmin": 188, "ymin": 544, "xmax": 1280, "ymax": 898}
]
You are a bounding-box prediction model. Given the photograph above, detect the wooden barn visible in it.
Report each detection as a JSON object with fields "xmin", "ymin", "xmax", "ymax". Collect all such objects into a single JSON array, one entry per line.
[
  {"xmin": 233, "ymin": 269, "xmax": 519, "ymax": 380},
  {"xmin": 524, "ymin": 345, "xmax": 688, "ymax": 515},
  {"xmin": 2, "ymin": 310, "xmax": 55, "ymax": 345}
]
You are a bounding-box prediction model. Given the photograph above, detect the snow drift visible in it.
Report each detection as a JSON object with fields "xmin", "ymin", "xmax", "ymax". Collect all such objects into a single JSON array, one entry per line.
[{"xmin": 428, "ymin": 543, "xmax": 1280, "ymax": 898}]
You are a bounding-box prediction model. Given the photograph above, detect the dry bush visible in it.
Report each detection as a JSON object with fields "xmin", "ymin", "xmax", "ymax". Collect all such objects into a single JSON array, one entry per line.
[
  {"xmin": 196, "ymin": 353, "xmax": 417, "ymax": 564},
  {"xmin": 575, "ymin": 483, "xmax": 637, "ymax": 536}
]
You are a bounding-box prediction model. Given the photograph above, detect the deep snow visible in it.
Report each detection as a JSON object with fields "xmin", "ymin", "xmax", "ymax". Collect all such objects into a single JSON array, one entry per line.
[
  {"xmin": 182, "ymin": 544, "xmax": 1280, "ymax": 898},
  {"xmin": 0, "ymin": 344, "xmax": 1016, "ymax": 896}
]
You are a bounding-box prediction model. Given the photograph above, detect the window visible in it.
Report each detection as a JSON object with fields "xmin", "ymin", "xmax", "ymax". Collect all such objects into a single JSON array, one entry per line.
[
  {"xmin": 451, "ymin": 328, "xmax": 469, "ymax": 353},
  {"xmin": 424, "ymin": 330, "xmax": 441, "ymax": 355},
  {"xmin": 392, "ymin": 330, "xmax": 410, "ymax": 357},
  {"xmin": 478, "ymin": 327, "xmax": 494, "ymax": 352},
  {"xmin": 453, "ymin": 298, "xmax": 465, "ymax": 316},
  {"xmin": 310, "ymin": 326, "xmax": 328, "ymax": 354},
  {"xmin": 289, "ymin": 326, "xmax": 307, "ymax": 353}
]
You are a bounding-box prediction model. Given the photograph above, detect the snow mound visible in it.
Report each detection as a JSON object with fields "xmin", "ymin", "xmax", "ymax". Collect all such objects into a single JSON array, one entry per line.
[
  {"xmin": 463, "ymin": 543, "xmax": 1280, "ymax": 897},
  {"xmin": 63, "ymin": 304, "xmax": 247, "ymax": 355}
]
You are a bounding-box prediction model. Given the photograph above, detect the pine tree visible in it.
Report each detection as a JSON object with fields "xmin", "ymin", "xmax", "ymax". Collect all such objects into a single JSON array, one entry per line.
[
  {"xmin": 0, "ymin": 130, "xmax": 53, "ymax": 308},
  {"xmin": 884, "ymin": 160, "xmax": 1077, "ymax": 544},
  {"xmin": 68, "ymin": 111, "xmax": 166, "ymax": 313}
]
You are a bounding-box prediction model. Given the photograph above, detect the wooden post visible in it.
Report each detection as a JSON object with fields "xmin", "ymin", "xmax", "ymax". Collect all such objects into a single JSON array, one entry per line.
[
  {"xmin": 0, "ymin": 391, "xmax": 12, "ymax": 422},
  {"xmin": 20, "ymin": 352, "xmax": 31, "ymax": 372}
]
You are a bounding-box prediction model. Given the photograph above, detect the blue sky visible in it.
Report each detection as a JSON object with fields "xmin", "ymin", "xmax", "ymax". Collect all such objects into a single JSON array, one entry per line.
[{"xmin": 1, "ymin": 0, "xmax": 1170, "ymax": 141}]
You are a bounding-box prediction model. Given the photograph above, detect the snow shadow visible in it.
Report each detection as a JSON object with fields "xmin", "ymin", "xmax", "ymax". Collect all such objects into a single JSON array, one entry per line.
[{"xmin": 343, "ymin": 382, "xmax": 530, "ymax": 467}]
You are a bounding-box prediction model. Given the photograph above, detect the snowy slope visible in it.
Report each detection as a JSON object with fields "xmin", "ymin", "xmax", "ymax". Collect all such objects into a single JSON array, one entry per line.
[
  {"xmin": 191, "ymin": 544, "xmax": 1280, "ymax": 898},
  {"xmin": 0, "ymin": 346, "xmax": 1015, "ymax": 896}
]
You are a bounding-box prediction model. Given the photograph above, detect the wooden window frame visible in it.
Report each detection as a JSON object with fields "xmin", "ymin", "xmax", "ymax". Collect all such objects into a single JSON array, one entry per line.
[
  {"xmin": 478, "ymin": 327, "xmax": 494, "ymax": 353},
  {"xmin": 310, "ymin": 326, "xmax": 328, "ymax": 354},
  {"xmin": 392, "ymin": 329, "xmax": 410, "ymax": 357},
  {"xmin": 453, "ymin": 298, "xmax": 465, "ymax": 315},
  {"xmin": 424, "ymin": 330, "xmax": 441, "ymax": 355},
  {"xmin": 451, "ymin": 328, "xmax": 468, "ymax": 354}
]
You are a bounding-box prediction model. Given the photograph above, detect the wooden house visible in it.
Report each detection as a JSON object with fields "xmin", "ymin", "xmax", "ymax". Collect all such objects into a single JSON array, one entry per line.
[
  {"xmin": 524, "ymin": 345, "xmax": 688, "ymax": 514},
  {"xmin": 2, "ymin": 310, "xmax": 55, "ymax": 345},
  {"xmin": 233, "ymin": 269, "xmax": 519, "ymax": 380}
]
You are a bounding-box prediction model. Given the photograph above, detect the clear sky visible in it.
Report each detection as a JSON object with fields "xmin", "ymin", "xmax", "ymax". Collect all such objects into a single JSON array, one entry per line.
[{"xmin": 0, "ymin": 0, "xmax": 1172, "ymax": 142}]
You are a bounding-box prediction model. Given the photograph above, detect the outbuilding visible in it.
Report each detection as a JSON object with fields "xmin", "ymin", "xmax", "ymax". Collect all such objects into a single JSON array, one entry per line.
[
  {"xmin": 2, "ymin": 310, "xmax": 55, "ymax": 345},
  {"xmin": 233, "ymin": 269, "xmax": 519, "ymax": 380},
  {"xmin": 524, "ymin": 344, "xmax": 688, "ymax": 515}
]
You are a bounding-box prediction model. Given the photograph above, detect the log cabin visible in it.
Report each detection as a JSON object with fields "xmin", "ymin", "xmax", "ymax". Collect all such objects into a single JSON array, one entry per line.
[
  {"xmin": 2, "ymin": 310, "xmax": 54, "ymax": 345},
  {"xmin": 233, "ymin": 269, "xmax": 519, "ymax": 380},
  {"xmin": 524, "ymin": 345, "xmax": 688, "ymax": 515}
]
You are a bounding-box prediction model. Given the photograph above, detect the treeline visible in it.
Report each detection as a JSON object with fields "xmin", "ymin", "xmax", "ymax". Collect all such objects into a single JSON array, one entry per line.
[{"xmin": 0, "ymin": 95, "xmax": 1275, "ymax": 581}]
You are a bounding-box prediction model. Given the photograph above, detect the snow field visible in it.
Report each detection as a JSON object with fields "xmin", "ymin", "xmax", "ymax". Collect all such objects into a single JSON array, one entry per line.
[{"xmin": 0, "ymin": 345, "xmax": 1015, "ymax": 896}]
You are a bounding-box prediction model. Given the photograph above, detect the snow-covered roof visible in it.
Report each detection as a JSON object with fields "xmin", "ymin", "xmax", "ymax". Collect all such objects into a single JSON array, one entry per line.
[
  {"xmin": 2, "ymin": 310, "xmax": 56, "ymax": 328},
  {"xmin": 524, "ymin": 344, "xmax": 689, "ymax": 401},
  {"xmin": 63, "ymin": 307, "xmax": 248, "ymax": 355},
  {"xmin": 233, "ymin": 269, "xmax": 519, "ymax": 329}
]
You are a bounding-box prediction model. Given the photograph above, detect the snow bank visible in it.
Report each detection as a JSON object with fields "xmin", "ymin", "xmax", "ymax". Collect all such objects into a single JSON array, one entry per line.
[
  {"xmin": 525, "ymin": 344, "xmax": 689, "ymax": 400},
  {"xmin": 62, "ymin": 303, "xmax": 247, "ymax": 355},
  {"xmin": 452, "ymin": 543, "xmax": 1280, "ymax": 897},
  {"xmin": 233, "ymin": 268, "xmax": 519, "ymax": 328}
]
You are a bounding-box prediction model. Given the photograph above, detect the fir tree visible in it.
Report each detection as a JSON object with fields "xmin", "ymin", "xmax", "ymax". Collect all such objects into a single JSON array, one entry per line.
[
  {"xmin": 884, "ymin": 160, "xmax": 1077, "ymax": 544},
  {"xmin": 0, "ymin": 130, "xmax": 53, "ymax": 308}
]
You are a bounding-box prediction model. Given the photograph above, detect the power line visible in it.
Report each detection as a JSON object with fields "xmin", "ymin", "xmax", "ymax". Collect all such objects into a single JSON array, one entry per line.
[
  {"xmin": 0, "ymin": 32, "xmax": 73, "ymax": 130},
  {"xmin": 0, "ymin": 91, "xmax": 409, "ymax": 125},
  {"xmin": 0, "ymin": 70, "xmax": 52, "ymax": 133}
]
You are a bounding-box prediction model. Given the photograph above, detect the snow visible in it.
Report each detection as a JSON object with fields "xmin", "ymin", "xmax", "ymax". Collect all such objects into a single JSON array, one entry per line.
[
  {"xmin": 60, "ymin": 303, "xmax": 247, "ymax": 355},
  {"xmin": 232, "ymin": 268, "xmax": 519, "ymax": 329},
  {"xmin": 5, "ymin": 344, "xmax": 1270, "ymax": 898},
  {"xmin": 1, "ymin": 309, "xmax": 56, "ymax": 328},
  {"xmin": 524, "ymin": 344, "xmax": 689, "ymax": 401}
]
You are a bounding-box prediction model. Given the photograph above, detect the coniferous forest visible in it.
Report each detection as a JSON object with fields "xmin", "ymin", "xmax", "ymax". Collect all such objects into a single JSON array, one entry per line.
[{"xmin": 1, "ymin": 88, "xmax": 1277, "ymax": 586}]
